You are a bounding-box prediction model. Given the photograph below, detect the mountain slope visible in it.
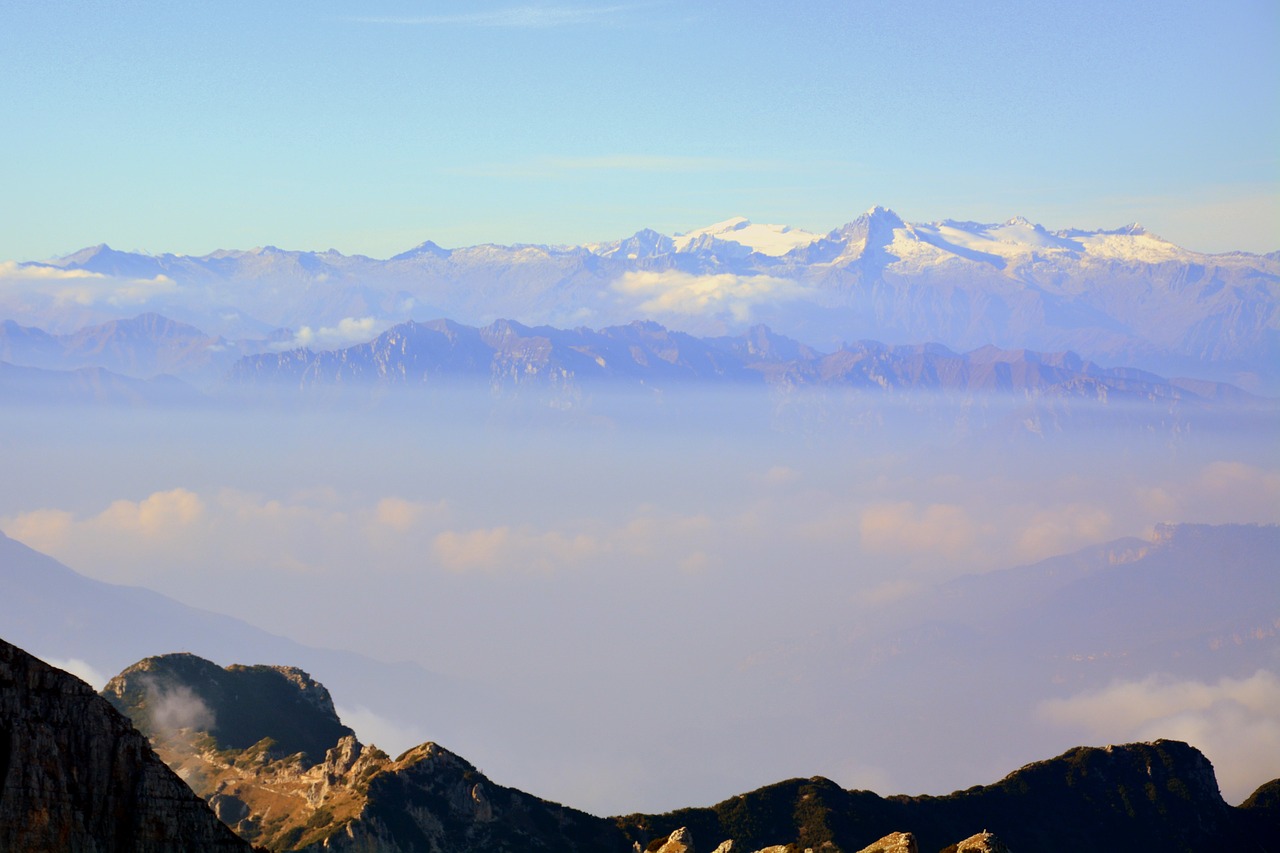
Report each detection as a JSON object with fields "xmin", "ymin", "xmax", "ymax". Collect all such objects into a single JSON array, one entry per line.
[
  {"xmin": 616, "ymin": 740, "xmax": 1279, "ymax": 852},
  {"xmin": 0, "ymin": 360, "xmax": 203, "ymax": 405},
  {"xmin": 0, "ymin": 637, "xmax": 251, "ymax": 852},
  {"xmin": 0, "ymin": 529, "xmax": 483, "ymax": 760},
  {"xmin": 102, "ymin": 653, "xmax": 630, "ymax": 852},
  {"xmin": 0, "ymin": 313, "xmax": 270, "ymax": 382},
  {"xmin": 99, "ymin": 649, "xmax": 1279, "ymax": 852}
]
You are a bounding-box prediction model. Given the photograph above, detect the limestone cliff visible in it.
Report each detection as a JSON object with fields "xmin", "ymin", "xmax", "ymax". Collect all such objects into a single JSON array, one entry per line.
[
  {"xmin": 104, "ymin": 652, "xmax": 627, "ymax": 851},
  {"xmin": 99, "ymin": 651, "xmax": 1279, "ymax": 853},
  {"xmin": 0, "ymin": 637, "xmax": 250, "ymax": 852}
]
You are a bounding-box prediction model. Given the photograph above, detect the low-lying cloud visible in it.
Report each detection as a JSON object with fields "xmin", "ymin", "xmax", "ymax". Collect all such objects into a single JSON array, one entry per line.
[
  {"xmin": 46, "ymin": 657, "xmax": 109, "ymax": 690},
  {"xmin": 860, "ymin": 501, "xmax": 977, "ymax": 558},
  {"xmin": 144, "ymin": 678, "xmax": 217, "ymax": 734},
  {"xmin": 0, "ymin": 261, "xmax": 179, "ymax": 308},
  {"xmin": 1038, "ymin": 670, "xmax": 1280, "ymax": 803},
  {"xmin": 614, "ymin": 270, "xmax": 809, "ymax": 323},
  {"xmin": 335, "ymin": 705, "xmax": 427, "ymax": 757},
  {"xmin": 274, "ymin": 316, "xmax": 380, "ymax": 350}
]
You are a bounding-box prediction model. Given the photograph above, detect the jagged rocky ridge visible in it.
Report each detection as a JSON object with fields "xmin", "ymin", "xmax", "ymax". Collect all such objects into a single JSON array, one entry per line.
[
  {"xmin": 98, "ymin": 651, "xmax": 1280, "ymax": 853},
  {"xmin": 0, "ymin": 637, "xmax": 251, "ymax": 852},
  {"xmin": 222, "ymin": 317, "xmax": 1273, "ymax": 437},
  {"xmin": 101, "ymin": 654, "xmax": 622, "ymax": 851},
  {"xmin": 9, "ymin": 312, "xmax": 1269, "ymax": 438},
  {"xmin": 230, "ymin": 317, "xmax": 1253, "ymax": 405}
]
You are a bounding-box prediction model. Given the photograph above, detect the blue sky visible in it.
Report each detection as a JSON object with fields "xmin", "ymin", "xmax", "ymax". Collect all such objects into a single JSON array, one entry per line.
[{"xmin": 2, "ymin": 0, "xmax": 1276, "ymax": 259}]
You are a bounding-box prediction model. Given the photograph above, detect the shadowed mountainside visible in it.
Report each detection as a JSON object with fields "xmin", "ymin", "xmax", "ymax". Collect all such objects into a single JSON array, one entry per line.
[
  {"xmin": 98, "ymin": 649, "xmax": 1280, "ymax": 852},
  {"xmin": 0, "ymin": 637, "xmax": 251, "ymax": 852}
]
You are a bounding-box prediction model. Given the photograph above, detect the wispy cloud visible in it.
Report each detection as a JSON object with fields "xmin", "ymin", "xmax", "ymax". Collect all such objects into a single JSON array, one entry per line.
[
  {"xmin": 614, "ymin": 269, "xmax": 810, "ymax": 323},
  {"xmin": 350, "ymin": 4, "xmax": 647, "ymax": 28},
  {"xmin": 451, "ymin": 154, "xmax": 785, "ymax": 180},
  {"xmin": 46, "ymin": 658, "xmax": 109, "ymax": 690},
  {"xmin": 273, "ymin": 316, "xmax": 381, "ymax": 351},
  {"xmin": 1038, "ymin": 670, "xmax": 1280, "ymax": 804},
  {"xmin": 0, "ymin": 261, "xmax": 178, "ymax": 308}
]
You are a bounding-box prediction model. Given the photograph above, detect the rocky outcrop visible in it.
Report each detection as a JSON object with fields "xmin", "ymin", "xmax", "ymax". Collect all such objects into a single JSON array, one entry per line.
[
  {"xmin": 0, "ymin": 637, "xmax": 250, "ymax": 852},
  {"xmin": 652, "ymin": 826, "xmax": 695, "ymax": 852},
  {"xmin": 313, "ymin": 739, "xmax": 627, "ymax": 852},
  {"xmin": 103, "ymin": 653, "xmax": 353, "ymax": 764},
  {"xmin": 855, "ymin": 832, "xmax": 917, "ymax": 853},
  {"xmin": 944, "ymin": 831, "xmax": 1010, "ymax": 853},
  {"xmin": 104, "ymin": 652, "xmax": 630, "ymax": 851}
]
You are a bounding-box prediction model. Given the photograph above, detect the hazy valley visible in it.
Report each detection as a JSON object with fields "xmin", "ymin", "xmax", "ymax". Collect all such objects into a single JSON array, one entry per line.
[{"xmin": 1, "ymin": 211, "xmax": 1277, "ymax": 849}]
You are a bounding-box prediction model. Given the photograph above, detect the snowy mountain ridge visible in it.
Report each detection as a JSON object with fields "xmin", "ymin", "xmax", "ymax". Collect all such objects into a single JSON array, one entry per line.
[{"xmin": 7, "ymin": 206, "xmax": 1277, "ymax": 389}]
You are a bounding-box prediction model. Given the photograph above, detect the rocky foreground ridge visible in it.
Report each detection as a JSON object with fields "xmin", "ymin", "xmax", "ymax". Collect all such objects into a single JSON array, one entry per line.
[
  {"xmin": 92, "ymin": 650, "xmax": 1280, "ymax": 852},
  {"xmin": 0, "ymin": 637, "xmax": 250, "ymax": 852}
]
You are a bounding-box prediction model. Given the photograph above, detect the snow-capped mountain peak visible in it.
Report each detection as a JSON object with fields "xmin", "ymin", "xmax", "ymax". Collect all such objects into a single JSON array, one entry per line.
[{"xmin": 672, "ymin": 217, "xmax": 821, "ymax": 257}]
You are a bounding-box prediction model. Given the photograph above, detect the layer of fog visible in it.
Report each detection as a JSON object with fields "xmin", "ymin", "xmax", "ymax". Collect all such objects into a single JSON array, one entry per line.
[{"xmin": 1, "ymin": 389, "xmax": 1277, "ymax": 813}]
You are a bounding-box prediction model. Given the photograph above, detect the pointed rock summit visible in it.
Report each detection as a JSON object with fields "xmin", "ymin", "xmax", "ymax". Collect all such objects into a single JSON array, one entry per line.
[
  {"xmin": 856, "ymin": 832, "xmax": 919, "ymax": 853},
  {"xmin": 949, "ymin": 830, "xmax": 1011, "ymax": 852}
]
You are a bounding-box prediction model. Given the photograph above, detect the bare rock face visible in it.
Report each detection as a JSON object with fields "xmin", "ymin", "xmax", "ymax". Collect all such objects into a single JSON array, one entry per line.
[
  {"xmin": 0, "ymin": 637, "xmax": 250, "ymax": 852},
  {"xmin": 104, "ymin": 652, "xmax": 631, "ymax": 852},
  {"xmin": 653, "ymin": 826, "xmax": 696, "ymax": 853},
  {"xmin": 102, "ymin": 652, "xmax": 353, "ymax": 764},
  {"xmin": 952, "ymin": 831, "xmax": 1010, "ymax": 852},
  {"xmin": 855, "ymin": 831, "xmax": 918, "ymax": 853},
  {"xmin": 103, "ymin": 655, "xmax": 385, "ymax": 849}
]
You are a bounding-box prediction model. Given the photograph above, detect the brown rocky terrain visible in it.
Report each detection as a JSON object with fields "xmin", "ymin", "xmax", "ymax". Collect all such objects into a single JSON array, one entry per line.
[
  {"xmin": 97, "ymin": 649, "xmax": 1280, "ymax": 852},
  {"xmin": 102, "ymin": 652, "xmax": 625, "ymax": 851}
]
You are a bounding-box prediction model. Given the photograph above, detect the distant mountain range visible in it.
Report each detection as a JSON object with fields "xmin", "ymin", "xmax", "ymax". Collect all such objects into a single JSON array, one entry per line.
[
  {"xmin": 229, "ymin": 316, "xmax": 1255, "ymax": 405},
  {"xmin": 10, "ymin": 208, "xmax": 1278, "ymax": 388},
  {"xmin": 2, "ymin": 313, "xmax": 1270, "ymax": 437}
]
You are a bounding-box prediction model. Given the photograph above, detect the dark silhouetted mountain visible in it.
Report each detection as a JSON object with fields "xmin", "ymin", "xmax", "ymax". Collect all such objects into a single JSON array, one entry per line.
[
  {"xmin": 616, "ymin": 741, "xmax": 1278, "ymax": 852},
  {"xmin": 0, "ymin": 637, "xmax": 251, "ymax": 852}
]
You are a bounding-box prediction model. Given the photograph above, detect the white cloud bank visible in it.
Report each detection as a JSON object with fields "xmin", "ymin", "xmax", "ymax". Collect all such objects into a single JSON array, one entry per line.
[
  {"xmin": 1038, "ymin": 670, "xmax": 1280, "ymax": 804},
  {"xmin": 45, "ymin": 657, "xmax": 109, "ymax": 690},
  {"xmin": 614, "ymin": 270, "xmax": 809, "ymax": 323},
  {"xmin": 274, "ymin": 316, "xmax": 380, "ymax": 350},
  {"xmin": 0, "ymin": 261, "xmax": 178, "ymax": 307},
  {"xmin": 335, "ymin": 705, "xmax": 427, "ymax": 757}
]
